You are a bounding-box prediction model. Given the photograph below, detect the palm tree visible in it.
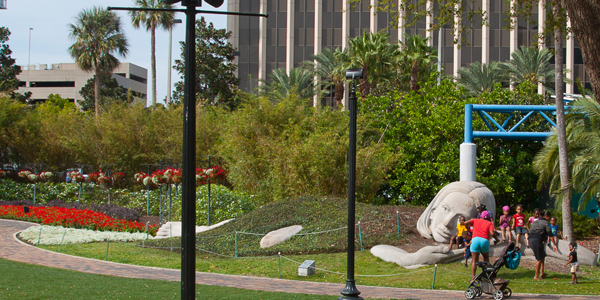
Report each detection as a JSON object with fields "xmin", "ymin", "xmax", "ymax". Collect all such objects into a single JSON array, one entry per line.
[
  {"xmin": 69, "ymin": 7, "xmax": 128, "ymax": 116},
  {"xmin": 344, "ymin": 31, "xmax": 400, "ymax": 96},
  {"xmin": 398, "ymin": 34, "xmax": 437, "ymax": 91},
  {"xmin": 533, "ymin": 96, "xmax": 600, "ymax": 222},
  {"xmin": 456, "ymin": 61, "xmax": 506, "ymax": 97},
  {"xmin": 302, "ymin": 47, "xmax": 346, "ymax": 107},
  {"xmin": 260, "ymin": 68, "xmax": 317, "ymax": 102},
  {"xmin": 500, "ymin": 46, "xmax": 556, "ymax": 91},
  {"xmin": 130, "ymin": 0, "xmax": 174, "ymax": 106}
]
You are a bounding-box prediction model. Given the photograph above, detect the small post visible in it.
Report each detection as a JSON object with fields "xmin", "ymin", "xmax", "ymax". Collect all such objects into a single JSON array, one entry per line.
[
  {"xmin": 33, "ymin": 184, "xmax": 37, "ymax": 205},
  {"xmin": 170, "ymin": 224, "xmax": 173, "ymax": 252},
  {"xmin": 105, "ymin": 238, "xmax": 110, "ymax": 260},
  {"xmin": 396, "ymin": 211, "xmax": 400, "ymax": 239},
  {"xmin": 77, "ymin": 182, "xmax": 82, "ymax": 204},
  {"xmin": 432, "ymin": 264, "xmax": 438, "ymax": 289},
  {"xmin": 278, "ymin": 252, "xmax": 282, "ymax": 279},
  {"xmin": 36, "ymin": 226, "xmax": 42, "ymax": 245},
  {"xmin": 58, "ymin": 228, "xmax": 67, "ymax": 252},
  {"xmin": 168, "ymin": 183, "xmax": 173, "ymax": 222},
  {"xmin": 358, "ymin": 221, "xmax": 363, "ymax": 251},
  {"xmin": 159, "ymin": 186, "xmax": 163, "ymax": 226},
  {"xmin": 108, "ymin": 187, "xmax": 111, "ymax": 205},
  {"xmin": 146, "ymin": 185, "xmax": 150, "ymax": 216},
  {"xmin": 234, "ymin": 231, "xmax": 238, "ymax": 258},
  {"xmin": 143, "ymin": 221, "xmax": 149, "ymax": 248}
]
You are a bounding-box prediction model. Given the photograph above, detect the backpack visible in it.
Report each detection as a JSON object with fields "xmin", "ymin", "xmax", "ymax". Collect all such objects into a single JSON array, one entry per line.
[{"xmin": 505, "ymin": 249, "xmax": 522, "ymax": 270}]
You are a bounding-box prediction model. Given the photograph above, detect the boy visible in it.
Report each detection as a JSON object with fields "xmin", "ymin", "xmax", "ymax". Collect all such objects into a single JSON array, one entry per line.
[
  {"xmin": 564, "ymin": 241, "xmax": 579, "ymax": 284},
  {"xmin": 548, "ymin": 216, "xmax": 562, "ymax": 252},
  {"xmin": 463, "ymin": 231, "xmax": 472, "ymax": 268},
  {"xmin": 449, "ymin": 216, "xmax": 468, "ymax": 249},
  {"xmin": 511, "ymin": 204, "xmax": 529, "ymax": 249}
]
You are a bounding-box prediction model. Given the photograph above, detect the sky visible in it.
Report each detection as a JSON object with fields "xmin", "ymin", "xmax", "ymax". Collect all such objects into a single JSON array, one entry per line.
[{"xmin": 1, "ymin": 0, "xmax": 228, "ymax": 106}]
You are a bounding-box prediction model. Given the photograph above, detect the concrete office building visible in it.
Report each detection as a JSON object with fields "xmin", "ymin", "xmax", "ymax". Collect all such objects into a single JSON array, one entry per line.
[
  {"xmin": 16, "ymin": 62, "xmax": 148, "ymax": 106},
  {"xmin": 228, "ymin": 0, "xmax": 590, "ymax": 105}
]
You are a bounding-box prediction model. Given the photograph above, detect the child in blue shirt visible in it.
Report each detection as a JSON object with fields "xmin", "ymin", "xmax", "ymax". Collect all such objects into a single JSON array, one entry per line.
[
  {"xmin": 548, "ymin": 216, "xmax": 561, "ymax": 252},
  {"xmin": 463, "ymin": 231, "xmax": 472, "ymax": 268}
]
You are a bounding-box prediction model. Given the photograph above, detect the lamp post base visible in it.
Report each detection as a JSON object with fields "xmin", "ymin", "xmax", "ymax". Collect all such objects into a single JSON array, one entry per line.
[{"xmin": 339, "ymin": 279, "xmax": 363, "ymax": 300}]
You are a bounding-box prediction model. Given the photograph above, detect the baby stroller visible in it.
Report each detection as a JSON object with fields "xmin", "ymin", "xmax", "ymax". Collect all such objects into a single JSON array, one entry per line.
[{"xmin": 465, "ymin": 241, "xmax": 521, "ymax": 300}]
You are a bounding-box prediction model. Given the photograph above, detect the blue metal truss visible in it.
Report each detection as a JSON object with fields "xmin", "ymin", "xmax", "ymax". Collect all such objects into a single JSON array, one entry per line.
[{"xmin": 464, "ymin": 104, "xmax": 560, "ymax": 143}]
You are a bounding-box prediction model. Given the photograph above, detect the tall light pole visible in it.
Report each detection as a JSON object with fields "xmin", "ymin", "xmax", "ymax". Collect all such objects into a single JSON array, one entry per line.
[
  {"xmin": 26, "ymin": 28, "xmax": 33, "ymax": 94},
  {"xmin": 340, "ymin": 68, "xmax": 364, "ymax": 300},
  {"xmin": 167, "ymin": 19, "xmax": 182, "ymax": 105}
]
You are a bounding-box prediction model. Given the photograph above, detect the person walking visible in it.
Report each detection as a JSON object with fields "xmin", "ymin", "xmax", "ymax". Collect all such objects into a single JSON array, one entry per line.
[
  {"xmin": 464, "ymin": 211, "xmax": 499, "ymax": 280},
  {"xmin": 529, "ymin": 211, "xmax": 554, "ymax": 280}
]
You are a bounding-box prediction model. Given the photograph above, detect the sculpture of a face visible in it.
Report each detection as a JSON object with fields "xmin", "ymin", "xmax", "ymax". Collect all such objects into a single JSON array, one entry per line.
[{"xmin": 428, "ymin": 192, "xmax": 477, "ymax": 242}]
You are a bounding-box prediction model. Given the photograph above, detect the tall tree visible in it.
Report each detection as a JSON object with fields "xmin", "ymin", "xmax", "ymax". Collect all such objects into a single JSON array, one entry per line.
[
  {"xmin": 129, "ymin": 0, "xmax": 174, "ymax": 107},
  {"xmin": 501, "ymin": 46, "xmax": 556, "ymax": 92},
  {"xmin": 260, "ymin": 68, "xmax": 317, "ymax": 102},
  {"xmin": 457, "ymin": 61, "xmax": 506, "ymax": 97},
  {"xmin": 173, "ymin": 17, "xmax": 239, "ymax": 109},
  {"xmin": 79, "ymin": 75, "xmax": 130, "ymax": 112},
  {"xmin": 0, "ymin": 27, "xmax": 31, "ymax": 102},
  {"xmin": 344, "ymin": 31, "xmax": 400, "ymax": 96},
  {"xmin": 302, "ymin": 47, "xmax": 346, "ymax": 107},
  {"xmin": 68, "ymin": 6, "xmax": 128, "ymax": 117},
  {"xmin": 398, "ymin": 33, "xmax": 437, "ymax": 91}
]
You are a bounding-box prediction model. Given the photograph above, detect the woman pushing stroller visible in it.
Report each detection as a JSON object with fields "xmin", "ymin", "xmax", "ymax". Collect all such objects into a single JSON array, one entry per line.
[{"xmin": 464, "ymin": 211, "xmax": 500, "ymax": 280}]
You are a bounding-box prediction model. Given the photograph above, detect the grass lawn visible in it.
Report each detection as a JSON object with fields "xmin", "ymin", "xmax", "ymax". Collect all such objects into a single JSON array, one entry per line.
[
  {"xmin": 40, "ymin": 242, "xmax": 600, "ymax": 296},
  {"xmin": 0, "ymin": 258, "xmax": 349, "ymax": 300}
]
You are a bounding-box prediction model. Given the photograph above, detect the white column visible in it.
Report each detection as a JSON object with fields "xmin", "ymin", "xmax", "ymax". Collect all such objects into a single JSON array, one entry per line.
[
  {"xmin": 286, "ymin": 0, "xmax": 295, "ymax": 74},
  {"xmin": 481, "ymin": 0, "xmax": 490, "ymax": 64},
  {"xmin": 426, "ymin": 0, "xmax": 433, "ymax": 46},
  {"xmin": 258, "ymin": 0, "xmax": 268, "ymax": 83},
  {"xmin": 370, "ymin": 0, "xmax": 378, "ymax": 34},
  {"xmin": 566, "ymin": 19, "xmax": 574, "ymax": 94},
  {"xmin": 509, "ymin": 0, "xmax": 518, "ymax": 57},
  {"xmin": 538, "ymin": 0, "xmax": 546, "ymax": 94},
  {"xmin": 398, "ymin": 0, "xmax": 405, "ymax": 43},
  {"xmin": 227, "ymin": 0, "xmax": 239, "ymax": 78},
  {"xmin": 453, "ymin": 1, "xmax": 462, "ymax": 78},
  {"xmin": 460, "ymin": 143, "xmax": 477, "ymax": 181},
  {"xmin": 313, "ymin": 0, "xmax": 323, "ymax": 107},
  {"xmin": 342, "ymin": 0, "xmax": 350, "ymax": 49}
]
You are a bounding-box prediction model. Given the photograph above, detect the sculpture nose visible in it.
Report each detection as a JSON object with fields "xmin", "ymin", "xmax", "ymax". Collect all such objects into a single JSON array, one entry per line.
[{"xmin": 442, "ymin": 214, "xmax": 455, "ymax": 227}]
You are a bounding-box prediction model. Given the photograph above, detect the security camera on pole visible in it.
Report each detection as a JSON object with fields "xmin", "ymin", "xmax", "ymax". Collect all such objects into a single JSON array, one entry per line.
[{"xmin": 340, "ymin": 68, "xmax": 364, "ymax": 300}]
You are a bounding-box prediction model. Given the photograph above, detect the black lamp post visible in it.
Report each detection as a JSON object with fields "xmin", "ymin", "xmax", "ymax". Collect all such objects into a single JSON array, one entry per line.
[{"xmin": 340, "ymin": 68, "xmax": 364, "ymax": 300}]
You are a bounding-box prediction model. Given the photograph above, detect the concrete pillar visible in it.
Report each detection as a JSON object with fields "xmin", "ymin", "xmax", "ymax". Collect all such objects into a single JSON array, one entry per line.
[
  {"xmin": 370, "ymin": 0, "xmax": 378, "ymax": 34},
  {"xmin": 453, "ymin": 1, "xmax": 461, "ymax": 78},
  {"xmin": 538, "ymin": 0, "xmax": 546, "ymax": 95},
  {"xmin": 398, "ymin": 0, "xmax": 405, "ymax": 43},
  {"xmin": 426, "ymin": 0, "xmax": 433, "ymax": 46},
  {"xmin": 342, "ymin": 0, "xmax": 350, "ymax": 50},
  {"xmin": 227, "ymin": 0, "xmax": 239, "ymax": 78},
  {"xmin": 509, "ymin": 0, "xmax": 518, "ymax": 57},
  {"xmin": 481, "ymin": 0, "xmax": 490, "ymax": 64},
  {"xmin": 313, "ymin": 0, "xmax": 323, "ymax": 107},
  {"xmin": 286, "ymin": 0, "xmax": 295, "ymax": 74},
  {"xmin": 258, "ymin": 0, "xmax": 267, "ymax": 83},
  {"xmin": 460, "ymin": 143, "xmax": 477, "ymax": 181},
  {"xmin": 566, "ymin": 19, "xmax": 574, "ymax": 94}
]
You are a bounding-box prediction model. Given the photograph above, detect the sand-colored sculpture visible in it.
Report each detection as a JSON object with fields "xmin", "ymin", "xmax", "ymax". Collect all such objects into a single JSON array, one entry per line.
[
  {"xmin": 154, "ymin": 219, "xmax": 233, "ymax": 239},
  {"xmin": 417, "ymin": 181, "xmax": 496, "ymax": 243},
  {"xmin": 260, "ymin": 225, "xmax": 303, "ymax": 248}
]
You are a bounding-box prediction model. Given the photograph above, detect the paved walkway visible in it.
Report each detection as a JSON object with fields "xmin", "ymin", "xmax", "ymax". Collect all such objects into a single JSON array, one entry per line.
[{"xmin": 0, "ymin": 219, "xmax": 597, "ymax": 300}]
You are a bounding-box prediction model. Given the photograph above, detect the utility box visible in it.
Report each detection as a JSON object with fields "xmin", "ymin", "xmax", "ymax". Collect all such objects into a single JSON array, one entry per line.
[{"xmin": 298, "ymin": 260, "xmax": 315, "ymax": 276}]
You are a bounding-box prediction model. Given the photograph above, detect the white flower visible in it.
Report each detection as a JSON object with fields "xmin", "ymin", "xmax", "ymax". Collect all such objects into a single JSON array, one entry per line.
[{"xmin": 18, "ymin": 225, "xmax": 151, "ymax": 245}]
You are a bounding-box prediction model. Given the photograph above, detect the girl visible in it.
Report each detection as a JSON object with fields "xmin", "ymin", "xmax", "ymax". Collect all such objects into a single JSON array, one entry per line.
[
  {"xmin": 511, "ymin": 204, "xmax": 529, "ymax": 249},
  {"xmin": 499, "ymin": 206, "xmax": 512, "ymax": 243}
]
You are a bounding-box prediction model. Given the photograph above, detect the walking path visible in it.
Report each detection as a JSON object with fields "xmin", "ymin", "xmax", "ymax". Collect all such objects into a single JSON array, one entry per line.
[{"xmin": 0, "ymin": 219, "xmax": 596, "ymax": 300}]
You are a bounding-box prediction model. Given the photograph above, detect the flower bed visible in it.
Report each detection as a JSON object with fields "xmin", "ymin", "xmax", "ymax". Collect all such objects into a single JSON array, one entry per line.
[
  {"xmin": 18, "ymin": 225, "xmax": 150, "ymax": 245},
  {"xmin": 0, "ymin": 205, "xmax": 157, "ymax": 235}
]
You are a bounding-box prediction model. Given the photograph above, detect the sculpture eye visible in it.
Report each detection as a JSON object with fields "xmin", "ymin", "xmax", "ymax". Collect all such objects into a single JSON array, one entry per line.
[{"xmin": 443, "ymin": 205, "xmax": 450, "ymax": 212}]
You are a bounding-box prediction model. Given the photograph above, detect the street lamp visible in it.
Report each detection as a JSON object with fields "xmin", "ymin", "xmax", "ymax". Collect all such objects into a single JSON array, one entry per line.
[
  {"xmin": 340, "ymin": 68, "xmax": 364, "ymax": 300},
  {"xmin": 167, "ymin": 19, "xmax": 182, "ymax": 105}
]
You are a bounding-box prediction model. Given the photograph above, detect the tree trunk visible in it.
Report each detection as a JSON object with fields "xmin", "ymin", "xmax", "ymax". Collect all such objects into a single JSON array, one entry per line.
[
  {"xmin": 94, "ymin": 69, "xmax": 100, "ymax": 117},
  {"xmin": 562, "ymin": 0, "xmax": 600, "ymax": 103},
  {"xmin": 410, "ymin": 60, "xmax": 419, "ymax": 91},
  {"xmin": 554, "ymin": 2, "xmax": 574, "ymax": 242},
  {"xmin": 151, "ymin": 27, "xmax": 157, "ymax": 106}
]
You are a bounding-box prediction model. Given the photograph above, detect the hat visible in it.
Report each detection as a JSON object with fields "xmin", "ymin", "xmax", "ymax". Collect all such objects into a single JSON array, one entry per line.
[
  {"xmin": 503, "ymin": 206, "xmax": 510, "ymax": 212},
  {"xmin": 480, "ymin": 211, "xmax": 491, "ymax": 220}
]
